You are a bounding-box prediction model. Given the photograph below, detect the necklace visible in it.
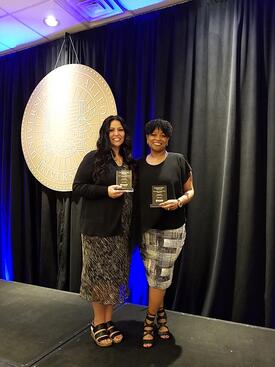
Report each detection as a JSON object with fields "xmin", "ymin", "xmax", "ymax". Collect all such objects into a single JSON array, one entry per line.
[
  {"xmin": 111, "ymin": 151, "xmax": 123, "ymax": 166},
  {"xmin": 147, "ymin": 150, "xmax": 168, "ymax": 165}
]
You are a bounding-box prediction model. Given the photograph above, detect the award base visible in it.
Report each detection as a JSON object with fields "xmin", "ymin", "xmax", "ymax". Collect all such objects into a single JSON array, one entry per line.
[
  {"xmin": 150, "ymin": 203, "xmax": 162, "ymax": 208},
  {"xmin": 121, "ymin": 188, "xmax": 134, "ymax": 192}
]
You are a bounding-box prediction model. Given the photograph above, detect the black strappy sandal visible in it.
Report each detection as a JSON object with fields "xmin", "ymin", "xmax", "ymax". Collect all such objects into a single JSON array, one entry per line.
[
  {"xmin": 106, "ymin": 321, "xmax": 123, "ymax": 344},
  {"xmin": 143, "ymin": 312, "xmax": 156, "ymax": 348},
  {"xmin": 91, "ymin": 322, "xmax": 113, "ymax": 347},
  {"xmin": 157, "ymin": 308, "xmax": 171, "ymax": 340}
]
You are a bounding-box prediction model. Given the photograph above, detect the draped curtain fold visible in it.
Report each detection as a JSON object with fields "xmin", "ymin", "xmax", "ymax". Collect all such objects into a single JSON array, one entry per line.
[{"xmin": 0, "ymin": 0, "xmax": 274, "ymax": 328}]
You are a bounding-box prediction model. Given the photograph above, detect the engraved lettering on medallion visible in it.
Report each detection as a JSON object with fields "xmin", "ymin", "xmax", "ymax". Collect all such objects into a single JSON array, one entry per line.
[{"xmin": 21, "ymin": 64, "xmax": 117, "ymax": 191}]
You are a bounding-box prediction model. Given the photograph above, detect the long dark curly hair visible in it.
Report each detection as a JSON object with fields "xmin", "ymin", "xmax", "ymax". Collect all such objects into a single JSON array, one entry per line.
[{"xmin": 92, "ymin": 115, "xmax": 135, "ymax": 181}]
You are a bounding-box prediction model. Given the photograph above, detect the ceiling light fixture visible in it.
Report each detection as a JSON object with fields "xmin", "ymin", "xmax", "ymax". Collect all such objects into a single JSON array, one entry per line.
[{"xmin": 44, "ymin": 15, "xmax": 59, "ymax": 27}]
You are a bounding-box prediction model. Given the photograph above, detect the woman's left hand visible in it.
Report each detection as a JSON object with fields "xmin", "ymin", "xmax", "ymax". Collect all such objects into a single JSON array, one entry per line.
[{"xmin": 159, "ymin": 199, "xmax": 178, "ymax": 211}]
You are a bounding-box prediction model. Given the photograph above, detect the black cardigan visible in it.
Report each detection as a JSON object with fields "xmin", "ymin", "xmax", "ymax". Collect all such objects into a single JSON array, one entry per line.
[{"xmin": 72, "ymin": 150, "xmax": 125, "ymax": 236}]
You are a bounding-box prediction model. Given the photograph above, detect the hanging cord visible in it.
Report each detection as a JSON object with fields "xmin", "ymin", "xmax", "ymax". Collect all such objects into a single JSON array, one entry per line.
[
  {"xmin": 54, "ymin": 32, "xmax": 80, "ymax": 69},
  {"xmin": 68, "ymin": 33, "xmax": 80, "ymax": 64},
  {"xmin": 54, "ymin": 37, "xmax": 66, "ymax": 69}
]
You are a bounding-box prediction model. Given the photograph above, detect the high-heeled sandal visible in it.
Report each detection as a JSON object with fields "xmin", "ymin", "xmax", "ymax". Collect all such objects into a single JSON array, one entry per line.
[
  {"xmin": 143, "ymin": 312, "xmax": 156, "ymax": 348},
  {"xmin": 91, "ymin": 322, "xmax": 113, "ymax": 347},
  {"xmin": 157, "ymin": 308, "xmax": 171, "ymax": 340},
  {"xmin": 106, "ymin": 321, "xmax": 123, "ymax": 344}
]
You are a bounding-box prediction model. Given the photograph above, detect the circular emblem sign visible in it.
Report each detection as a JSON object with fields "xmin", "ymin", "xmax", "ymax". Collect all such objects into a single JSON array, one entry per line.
[{"xmin": 21, "ymin": 64, "xmax": 117, "ymax": 191}]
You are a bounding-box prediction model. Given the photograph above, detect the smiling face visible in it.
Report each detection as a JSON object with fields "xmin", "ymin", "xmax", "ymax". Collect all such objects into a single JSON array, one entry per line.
[
  {"xmin": 146, "ymin": 128, "xmax": 169, "ymax": 153},
  {"xmin": 109, "ymin": 119, "xmax": 125, "ymax": 149}
]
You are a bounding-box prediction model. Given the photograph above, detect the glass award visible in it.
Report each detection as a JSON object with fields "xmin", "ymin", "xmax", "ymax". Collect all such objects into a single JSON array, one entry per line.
[
  {"xmin": 116, "ymin": 169, "xmax": 134, "ymax": 192},
  {"xmin": 150, "ymin": 185, "xmax": 167, "ymax": 207}
]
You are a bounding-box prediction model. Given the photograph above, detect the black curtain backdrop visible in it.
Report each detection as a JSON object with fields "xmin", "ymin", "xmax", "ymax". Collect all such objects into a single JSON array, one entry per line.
[{"xmin": 0, "ymin": 0, "xmax": 274, "ymax": 328}]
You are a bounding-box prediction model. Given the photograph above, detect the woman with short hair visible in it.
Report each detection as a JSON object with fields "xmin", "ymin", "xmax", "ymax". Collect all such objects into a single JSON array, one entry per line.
[{"xmin": 138, "ymin": 118, "xmax": 194, "ymax": 348}]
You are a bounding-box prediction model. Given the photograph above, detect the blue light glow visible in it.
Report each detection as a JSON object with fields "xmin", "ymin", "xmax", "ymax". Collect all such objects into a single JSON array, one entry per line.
[
  {"xmin": 0, "ymin": 99, "xmax": 13, "ymax": 280},
  {"xmin": 0, "ymin": 16, "xmax": 41, "ymax": 48},
  {"xmin": 127, "ymin": 87, "xmax": 149, "ymax": 304},
  {"xmin": 119, "ymin": 0, "xmax": 164, "ymax": 11},
  {"xmin": 128, "ymin": 248, "xmax": 148, "ymax": 305},
  {"xmin": 0, "ymin": 42, "xmax": 11, "ymax": 52},
  {"xmin": 0, "ymin": 188, "xmax": 13, "ymax": 281}
]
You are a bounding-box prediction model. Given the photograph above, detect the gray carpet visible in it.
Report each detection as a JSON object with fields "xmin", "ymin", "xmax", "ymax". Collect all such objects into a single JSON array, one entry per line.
[
  {"xmin": 1, "ymin": 280, "xmax": 275, "ymax": 367},
  {"xmin": 0, "ymin": 280, "xmax": 91, "ymax": 366}
]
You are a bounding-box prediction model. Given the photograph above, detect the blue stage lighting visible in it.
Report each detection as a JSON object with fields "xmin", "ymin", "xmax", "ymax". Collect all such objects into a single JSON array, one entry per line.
[
  {"xmin": 0, "ymin": 201, "xmax": 13, "ymax": 280},
  {"xmin": 128, "ymin": 248, "xmax": 148, "ymax": 305},
  {"xmin": 119, "ymin": 0, "xmax": 164, "ymax": 11},
  {"xmin": 127, "ymin": 104, "xmax": 152, "ymax": 305}
]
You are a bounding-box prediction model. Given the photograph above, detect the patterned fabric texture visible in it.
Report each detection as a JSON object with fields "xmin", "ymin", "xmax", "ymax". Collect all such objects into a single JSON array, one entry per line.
[
  {"xmin": 140, "ymin": 224, "xmax": 186, "ymax": 289},
  {"xmin": 80, "ymin": 192, "xmax": 132, "ymax": 305}
]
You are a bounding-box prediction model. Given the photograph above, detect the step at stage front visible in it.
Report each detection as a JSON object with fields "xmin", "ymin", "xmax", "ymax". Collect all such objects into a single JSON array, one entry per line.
[{"xmin": 0, "ymin": 280, "xmax": 274, "ymax": 367}]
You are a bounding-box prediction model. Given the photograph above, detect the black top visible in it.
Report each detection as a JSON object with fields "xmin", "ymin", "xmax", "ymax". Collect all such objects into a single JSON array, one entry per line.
[
  {"xmin": 138, "ymin": 152, "xmax": 191, "ymax": 232},
  {"xmin": 73, "ymin": 150, "xmax": 130, "ymax": 236}
]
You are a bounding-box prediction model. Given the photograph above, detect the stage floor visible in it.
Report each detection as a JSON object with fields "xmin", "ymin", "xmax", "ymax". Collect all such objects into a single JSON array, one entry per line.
[{"xmin": 0, "ymin": 280, "xmax": 274, "ymax": 367}]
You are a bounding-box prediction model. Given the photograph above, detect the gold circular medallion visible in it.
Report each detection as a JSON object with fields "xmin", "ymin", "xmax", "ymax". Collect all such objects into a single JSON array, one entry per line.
[{"xmin": 21, "ymin": 64, "xmax": 117, "ymax": 191}]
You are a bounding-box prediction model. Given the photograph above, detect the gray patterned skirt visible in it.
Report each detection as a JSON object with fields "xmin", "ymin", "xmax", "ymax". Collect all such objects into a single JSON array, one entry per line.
[
  {"xmin": 140, "ymin": 224, "xmax": 186, "ymax": 290},
  {"xmin": 80, "ymin": 193, "xmax": 132, "ymax": 305}
]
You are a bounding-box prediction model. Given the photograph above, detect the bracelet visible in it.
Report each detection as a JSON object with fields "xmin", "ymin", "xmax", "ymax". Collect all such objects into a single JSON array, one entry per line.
[{"xmin": 177, "ymin": 198, "xmax": 183, "ymax": 208}]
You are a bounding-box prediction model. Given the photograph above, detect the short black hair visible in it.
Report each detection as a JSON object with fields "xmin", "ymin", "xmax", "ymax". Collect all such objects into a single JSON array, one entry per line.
[{"xmin": 145, "ymin": 119, "xmax": 173, "ymax": 138}]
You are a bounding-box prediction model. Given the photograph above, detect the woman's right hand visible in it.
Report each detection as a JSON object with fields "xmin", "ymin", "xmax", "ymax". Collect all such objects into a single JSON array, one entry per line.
[{"xmin": 108, "ymin": 185, "xmax": 124, "ymax": 199}]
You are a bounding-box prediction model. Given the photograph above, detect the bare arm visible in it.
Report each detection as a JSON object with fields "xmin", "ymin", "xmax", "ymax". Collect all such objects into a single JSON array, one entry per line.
[
  {"xmin": 159, "ymin": 172, "xmax": 194, "ymax": 211},
  {"xmin": 177, "ymin": 172, "xmax": 194, "ymax": 206}
]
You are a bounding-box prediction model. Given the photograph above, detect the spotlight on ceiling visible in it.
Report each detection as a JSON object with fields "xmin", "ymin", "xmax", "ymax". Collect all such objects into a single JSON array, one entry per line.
[{"xmin": 44, "ymin": 15, "xmax": 59, "ymax": 27}]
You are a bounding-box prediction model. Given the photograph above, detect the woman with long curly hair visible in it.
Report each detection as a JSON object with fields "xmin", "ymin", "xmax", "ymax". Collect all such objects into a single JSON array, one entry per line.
[{"xmin": 73, "ymin": 115, "xmax": 135, "ymax": 347}]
